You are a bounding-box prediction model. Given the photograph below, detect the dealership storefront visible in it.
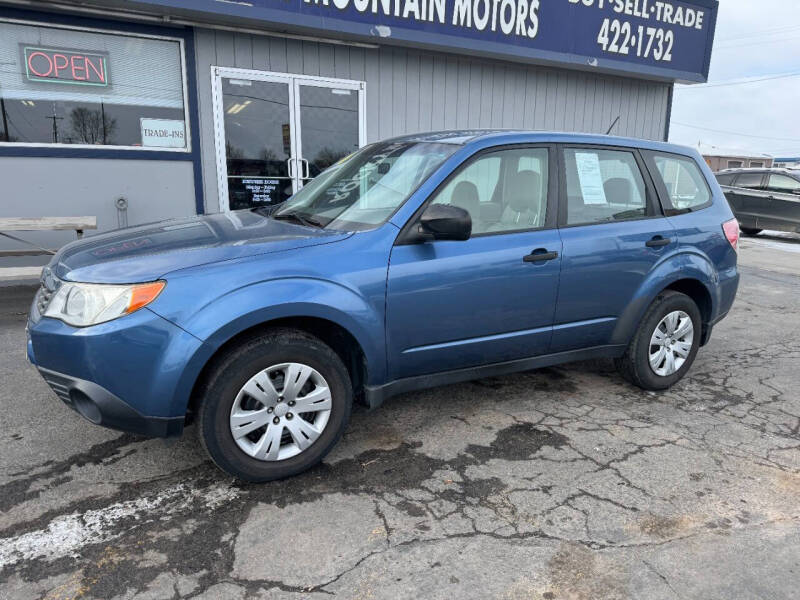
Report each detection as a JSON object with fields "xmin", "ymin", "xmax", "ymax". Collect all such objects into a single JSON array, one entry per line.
[{"xmin": 0, "ymin": 0, "xmax": 717, "ymax": 265}]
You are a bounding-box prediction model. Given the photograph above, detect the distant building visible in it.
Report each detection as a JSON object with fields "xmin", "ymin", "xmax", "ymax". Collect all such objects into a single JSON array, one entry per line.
[
  {"xmin": 773, "ymin": 157, "xmax": 800, "ymax": 169},
  {"xmin": 699, "ymin": 144, "xmax": 773, "ymax": 172}
]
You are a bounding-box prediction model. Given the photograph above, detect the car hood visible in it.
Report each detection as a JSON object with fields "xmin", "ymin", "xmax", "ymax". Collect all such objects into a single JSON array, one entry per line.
[{"xmin": 51, "ymin": 210, "xmax": 352, "ymax": 283}]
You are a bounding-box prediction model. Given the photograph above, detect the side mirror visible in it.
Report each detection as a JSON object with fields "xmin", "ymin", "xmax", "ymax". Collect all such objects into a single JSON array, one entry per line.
[{"xmin": 417, "ymin": 204, "xmax": 472, "ymax": 241}]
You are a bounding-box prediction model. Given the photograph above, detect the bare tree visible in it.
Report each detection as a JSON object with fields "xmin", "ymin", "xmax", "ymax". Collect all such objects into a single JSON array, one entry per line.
[
  {"xmin": 313, "ymin": 147, "xmax": 348, "ymax": 172},
  {"xmin": 226, "ymin": 141, "xmax": 244, "ymax": 159},
  {"xmin": 69, "ymin": 107, "xmax": 117, "ymax": 145}
]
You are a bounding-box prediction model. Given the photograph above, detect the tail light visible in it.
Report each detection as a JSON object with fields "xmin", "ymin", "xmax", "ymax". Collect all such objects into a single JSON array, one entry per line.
[{"xmin": 722, "ymin": 219, "xmax": 740, "ymax": 252}]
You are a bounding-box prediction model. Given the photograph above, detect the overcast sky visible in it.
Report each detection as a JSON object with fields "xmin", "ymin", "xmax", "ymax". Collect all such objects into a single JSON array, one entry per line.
[{"xmin": 668, "ymin": 0, "xmax": 800, "ymax": 158}]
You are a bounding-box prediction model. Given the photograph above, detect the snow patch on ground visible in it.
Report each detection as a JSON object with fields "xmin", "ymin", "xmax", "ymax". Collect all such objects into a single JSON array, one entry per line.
[{"xmin": 0, "ymin": 482, "xmax": 239, "ymax": 569}]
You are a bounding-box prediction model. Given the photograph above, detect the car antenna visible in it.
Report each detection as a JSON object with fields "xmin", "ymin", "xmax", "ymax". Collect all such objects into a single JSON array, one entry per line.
[{"xmin": 606, "ymin": 116, "xmax": 620, "ymax": 135}]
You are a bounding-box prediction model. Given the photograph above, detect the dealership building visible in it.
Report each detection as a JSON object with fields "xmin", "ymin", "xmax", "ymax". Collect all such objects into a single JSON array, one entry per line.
[{"xmin": 0, "ymin": 0, "xmax": 717, "ymax": 267}]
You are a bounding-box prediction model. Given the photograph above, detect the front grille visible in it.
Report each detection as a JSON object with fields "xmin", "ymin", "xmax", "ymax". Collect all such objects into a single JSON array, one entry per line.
[{"xmin": 40, "ymin": 370, "xmax": 73, "ymax": 404}]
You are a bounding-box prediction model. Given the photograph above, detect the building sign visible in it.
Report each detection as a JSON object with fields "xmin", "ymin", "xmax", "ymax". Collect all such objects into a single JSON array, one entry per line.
[
  {"xmin": 140, "ymin": 118, "xmax": 187, "ymax": 148},
  {"xmin": 127, "ymin": 0, "xmax": 717, "ymax": 81},
  {"xmin": 23, "ymin": 46, "xmax": 110, "ymax": 86}
]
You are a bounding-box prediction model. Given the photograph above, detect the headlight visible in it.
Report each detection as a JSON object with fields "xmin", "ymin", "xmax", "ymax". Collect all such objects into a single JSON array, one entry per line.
[{"xmin": 44, "ymin": 281, "xmax": 166, "ymax": 327}]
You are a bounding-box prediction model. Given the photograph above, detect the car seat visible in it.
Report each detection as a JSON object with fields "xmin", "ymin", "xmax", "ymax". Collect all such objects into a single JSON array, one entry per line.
[{"xmin": 493, "ymin": 170, "xmax": 542, "ymax": 230}]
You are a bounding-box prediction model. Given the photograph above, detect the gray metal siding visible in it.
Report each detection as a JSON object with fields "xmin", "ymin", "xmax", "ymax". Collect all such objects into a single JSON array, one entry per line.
[
  {"xmin": 0, "ymin": 158, "xmax": 196, "ymax": 267},
  {"xmin": 195, "ymin": 29, "xmax": 672, "ymax": 212}
]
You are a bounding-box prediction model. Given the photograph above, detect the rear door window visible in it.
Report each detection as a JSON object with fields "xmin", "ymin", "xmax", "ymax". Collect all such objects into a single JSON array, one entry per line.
[
  {"xmin": 734, "ymin": 173, "xmax": 765, "ymax": 189},
  {"xmin": 562, "ymin": 148, "xmax": 649, "ymax": 226},
  {"xmin": 715, "ymin": 173, "xmax": 735, "ymax": 186},
  {"xmin": 651, "ymin": 153, "xmax": 712, "ymax": 211}
]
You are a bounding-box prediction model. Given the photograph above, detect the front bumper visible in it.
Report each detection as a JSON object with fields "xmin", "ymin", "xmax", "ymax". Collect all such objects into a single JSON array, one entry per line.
[
  {"xmin": 38, "ymin": 367, "xmax": 184, "ymax": 437},
  {"xmin": 27, "ymin": 303, "xmax": 206, "ymax": 438}
]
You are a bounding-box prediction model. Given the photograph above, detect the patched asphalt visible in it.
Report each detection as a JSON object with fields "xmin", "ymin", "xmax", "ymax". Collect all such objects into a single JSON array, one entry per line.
[{"xmin": 1, "ymin": 233, "xmax": 799, "ymax": 599}]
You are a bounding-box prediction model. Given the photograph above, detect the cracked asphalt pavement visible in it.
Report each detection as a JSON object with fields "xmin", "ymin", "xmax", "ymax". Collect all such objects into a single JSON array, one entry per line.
[{"xmin": 2, "ymin": 232, "xmax": 799, "ymax": 600}]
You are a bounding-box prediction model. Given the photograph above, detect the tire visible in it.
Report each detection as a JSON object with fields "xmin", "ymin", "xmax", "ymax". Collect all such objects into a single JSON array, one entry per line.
[
  {"xmin": 740, "ymin": 227, "xmax": 762, "ymax": 236},
  {"xmin": 614, "ymin": 291, "xmax": 702, "ymax": 391},
  {"xmin": 197, "ymin": 328, "xmax": 352, "ymax": 482}
]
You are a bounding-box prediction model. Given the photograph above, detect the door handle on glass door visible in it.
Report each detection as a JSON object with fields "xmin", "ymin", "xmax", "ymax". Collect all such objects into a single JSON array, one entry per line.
[
  {"xmin": 287, "ymin": 158, "xmax": 296, "ymax": 178},
  {"xmin": 523, "ymin": 249, "xmax": 559, "ymax": 263},
  {"xmin": 300, "ymin": 158, "xmax": 310, "ymax": 179}
]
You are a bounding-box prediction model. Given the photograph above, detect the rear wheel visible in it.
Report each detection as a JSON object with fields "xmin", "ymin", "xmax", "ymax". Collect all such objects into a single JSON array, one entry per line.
[
  {"xmin": 615, "ymin": 291, "xmax": 701, "ymax": 391},
  {"xmin": 740, "ymin": 227, "xmax": 762, "ymax": 236},
  {"xmin": 197, "ymin": 328, "xmax": 352, "ymax": 482}
]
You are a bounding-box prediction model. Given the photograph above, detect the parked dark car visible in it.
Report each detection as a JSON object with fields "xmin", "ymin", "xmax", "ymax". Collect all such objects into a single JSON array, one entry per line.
[
  {"xmin": 28, "ymin": 131, "xmax": 740, "ymax": 482},
  {"xmin": 715, "ymin": 168, "xmax": 800, "ymax": 235}
]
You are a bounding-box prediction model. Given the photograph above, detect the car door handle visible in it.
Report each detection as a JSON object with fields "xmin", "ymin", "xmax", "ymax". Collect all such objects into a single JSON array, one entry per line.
[
  {"xmin": 523, "ymin": 249, "xmax": 559, "ymax": 263},
  {"xmin": 645, "ymin": 236, "xmax": 671, "ymax": 248}
]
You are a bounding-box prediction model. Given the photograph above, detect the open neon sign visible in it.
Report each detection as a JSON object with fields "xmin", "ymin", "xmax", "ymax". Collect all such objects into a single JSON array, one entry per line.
[{"xmin": 23, "ymin": 47, "xmax": 110, "ymax": 87}]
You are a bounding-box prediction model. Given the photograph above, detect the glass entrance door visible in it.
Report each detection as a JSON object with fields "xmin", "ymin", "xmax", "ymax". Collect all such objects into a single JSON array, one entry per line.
[
  {"xmin": 212, "ymin": 68, "xmax": 365, "ymax": 212},
  {"xmin": 295, "ymin": 82, "xmax": 362, "ymax": 187},
  {"xmin": 218, "ymin": 74, "xmax": 295, "ymax": 210}
]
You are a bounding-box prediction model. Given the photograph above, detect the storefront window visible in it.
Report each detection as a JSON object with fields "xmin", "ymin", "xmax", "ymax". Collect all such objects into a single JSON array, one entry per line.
[{"xmin": 0, "ymin": 20, "xmax": 188, "ymax": 150}]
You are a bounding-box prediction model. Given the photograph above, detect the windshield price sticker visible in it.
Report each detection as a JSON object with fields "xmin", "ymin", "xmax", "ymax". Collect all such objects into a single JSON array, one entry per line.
[{"xmin": 570, "ymin": 0, "xmax": 707, "ymax": 63}]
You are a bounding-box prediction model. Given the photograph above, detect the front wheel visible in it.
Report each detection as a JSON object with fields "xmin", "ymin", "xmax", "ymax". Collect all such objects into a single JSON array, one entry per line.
[
  {"xmin": 197, "ymin": 329, "xmax": 352, "ymax": 482},
  {"xmin": 615, "ymin": 291, "xmax": 702, "ymax": 391}
]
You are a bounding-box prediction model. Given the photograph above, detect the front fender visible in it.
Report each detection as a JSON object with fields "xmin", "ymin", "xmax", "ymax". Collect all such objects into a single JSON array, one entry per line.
[
  {"xmin": 610, "ymin": 250, "xmax": 719, "ymax": 346},
  {"xmin": 154, "ymin": 277, "xmax": 387, "ymax": 417}
]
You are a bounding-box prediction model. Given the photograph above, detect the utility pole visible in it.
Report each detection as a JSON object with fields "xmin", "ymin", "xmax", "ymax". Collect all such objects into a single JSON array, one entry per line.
[
  {"xmin": 46, "ymin": 103, "xmax": 63, "ymax": 143},
  {"xmin": 101, "ymin": 101, "xmax": 107, "ymax": 145},
  {"xmin": 0, "ymin": 97, "xmax": 9, "ymax": 142}
]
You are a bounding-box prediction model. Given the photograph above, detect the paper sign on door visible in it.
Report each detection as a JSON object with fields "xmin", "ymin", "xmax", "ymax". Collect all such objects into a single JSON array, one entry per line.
[{"xmin": 575, "ymin": 152, "xmax": 607, "ymax": 205}]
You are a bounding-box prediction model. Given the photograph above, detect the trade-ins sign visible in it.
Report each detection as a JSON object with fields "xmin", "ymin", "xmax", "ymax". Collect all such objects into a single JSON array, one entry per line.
[
  {"xmin": 130, "ymin": 0, "xmax": 717, "ymax": 81},
  {"xmin": 23, "ymin": 47, "xmax": 110, "ymax": 87}
]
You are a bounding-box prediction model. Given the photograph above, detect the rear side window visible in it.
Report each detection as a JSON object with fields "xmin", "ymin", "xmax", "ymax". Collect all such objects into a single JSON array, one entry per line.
[
  {"xmin": 563, "ymin": 148, "xmax": 648, "ymax": 226},
  {"xmin": 652, "ymin": 154, "xmax": 711, "ymax": 210},
  {"xmin": 735, "ymin": 173, "xmax": 764, "ymax": 189}
]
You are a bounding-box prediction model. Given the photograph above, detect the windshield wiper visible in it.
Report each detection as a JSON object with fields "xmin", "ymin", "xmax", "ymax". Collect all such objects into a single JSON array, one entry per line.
[{"xmin": 272, "ymin": 211, "xmax": 324, "ymax": 228}]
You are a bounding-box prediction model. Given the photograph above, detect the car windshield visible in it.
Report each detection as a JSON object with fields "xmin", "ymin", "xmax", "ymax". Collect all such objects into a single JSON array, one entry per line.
[{"xmin": 270, "ymin": 140, "xmax": 459, "ymax": 231}]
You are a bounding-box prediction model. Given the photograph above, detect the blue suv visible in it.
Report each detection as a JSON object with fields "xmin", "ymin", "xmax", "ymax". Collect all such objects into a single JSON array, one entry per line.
[{"xmin": 27, "ymin": 131, "xmax": 740, "ymax": 481}]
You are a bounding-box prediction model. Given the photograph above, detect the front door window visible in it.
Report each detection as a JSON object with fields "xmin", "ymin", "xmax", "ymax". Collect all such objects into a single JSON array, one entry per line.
[
  {"xmin": 429, "ymin": 148, "xmax": 549, "ymax": 234},
  {"xmin": 213, "ymin": 69, "xmax": 364, "ymax": 212},
  {"xmin": 767, "ymin": 174, "xmax": 800, "ymax": 194}
]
